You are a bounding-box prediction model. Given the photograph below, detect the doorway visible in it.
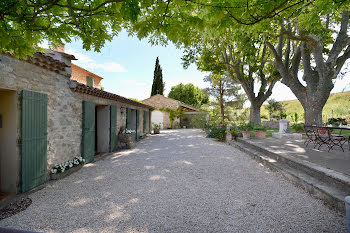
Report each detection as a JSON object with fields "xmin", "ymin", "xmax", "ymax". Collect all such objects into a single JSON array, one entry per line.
[
  {"xmin": 0, "ymin": 89, "xmax": 19, "ymax": 196},
  {"xmin": 95, "ymin": 105, "xmax": 110, "ymax": 155}
]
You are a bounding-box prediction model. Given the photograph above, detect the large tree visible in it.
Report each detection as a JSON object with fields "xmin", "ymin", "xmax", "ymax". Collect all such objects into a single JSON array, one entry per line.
[
  {"xmin": 151, "ymin": 57, "xmax": 165, "ymax": 96},
  {"xmin": 168, "ymin": 83, "xmax": 209, "ymax": 107},
  {"xmin": 129, "ymin": 0, "xmax": 350, "ymax": 125},
  {"xmin": 263, "ymin": 8, "xmax": 350, "ymax": 125},
  {"xmin": 182, "ymin": 31, "xmax": 279, "ymax": 125}
]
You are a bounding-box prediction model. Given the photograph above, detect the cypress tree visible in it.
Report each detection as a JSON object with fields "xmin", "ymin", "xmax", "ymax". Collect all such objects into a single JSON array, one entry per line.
[{"xmin": 151, "ymin": 57, "xmax": 165, "ymax": 96}]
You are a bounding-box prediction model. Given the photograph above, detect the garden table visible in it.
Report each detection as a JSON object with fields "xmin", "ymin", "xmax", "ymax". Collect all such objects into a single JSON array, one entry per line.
[{"xmin": 304, "ymin": 125, "xmax": 350, "ymax": 152}]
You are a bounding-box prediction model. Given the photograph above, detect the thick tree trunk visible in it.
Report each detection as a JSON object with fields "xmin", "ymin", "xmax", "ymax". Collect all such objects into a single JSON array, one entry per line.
[
  {"xmin": 249, "ymin": 102, "xmax": 262, "ymax": 125},
  {"xmin": 303, "ymin": 103, "xmax": 323, "ymax": 125}
]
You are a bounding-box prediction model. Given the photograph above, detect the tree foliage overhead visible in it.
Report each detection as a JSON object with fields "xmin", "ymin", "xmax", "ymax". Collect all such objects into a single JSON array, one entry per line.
[
  {"xmin": 168, "ymin": 83, "xmax": 209, "ymax": 107},
  {"xmin": 0, "ymin": 0, "xmax": 142, "ymax": 58},
  {"xmin": 151, "ymin": 57, "xmax": 165, "ymax": 96}
]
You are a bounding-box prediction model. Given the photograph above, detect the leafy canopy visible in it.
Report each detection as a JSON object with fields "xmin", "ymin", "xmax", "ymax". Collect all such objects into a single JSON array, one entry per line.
[
  {"xmin": 1, "ymin": 0, "xmax": 142, "ymax": 58},
  {"xmin": 168, "ymin": 83, "xmax": 209, "ymax": 107}
]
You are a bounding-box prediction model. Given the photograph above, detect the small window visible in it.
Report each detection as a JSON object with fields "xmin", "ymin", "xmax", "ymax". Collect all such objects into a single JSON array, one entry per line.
[{"xmin": 86, "ymin": 76, "xmax": 94, "ymax": 87}]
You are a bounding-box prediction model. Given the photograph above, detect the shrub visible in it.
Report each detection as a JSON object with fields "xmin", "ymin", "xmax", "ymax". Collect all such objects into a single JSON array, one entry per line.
[
  {"xmin": 291, "ymin": 123, "xmax": 304, "ymax": 132},
  {"xmin": 253, "ymin": 125, "xmax": 267, "ymax": 131},
  {"xmin": 327, "ymin": 117, "xmax": 347, "ymax": 126},
  {"xmin": 238, "ymin": 122, "xmax": 254, "ymax": 131},
  {"xmin": 207, "ymin": 124, "xmax": 227, "ymax": 141}
]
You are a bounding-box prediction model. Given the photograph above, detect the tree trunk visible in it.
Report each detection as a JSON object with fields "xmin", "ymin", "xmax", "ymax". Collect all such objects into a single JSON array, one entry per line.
[
  {"xmin": 249, "ymin": 102, "xmax": 262, "ymax": 125},
  {"xmin": 303, "ymin": 104, "xmax": 323, "ymax": 125},
  {"xmin": 220, "ymin": 102, "xmax": 225, "ymax": 122}
]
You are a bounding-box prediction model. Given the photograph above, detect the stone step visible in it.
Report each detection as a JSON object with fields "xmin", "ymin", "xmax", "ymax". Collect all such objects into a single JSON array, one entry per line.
[{"xmin": 229, "ymin": 139, "xmax": 349, "ymax": 213}]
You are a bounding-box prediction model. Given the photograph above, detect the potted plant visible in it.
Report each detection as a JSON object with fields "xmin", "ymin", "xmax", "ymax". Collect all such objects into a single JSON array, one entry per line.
[
  {"xmin": 153, "ymin": 123, "xmax": 161, "ymax": 134},
  {"xmin": 239, "ymin": 123, "xmax": 253, "ymax": 139},
  {"xmin": 254, "ymin": 125, "xmax": 267, "ymax": 139},
  {"xmin": 327, "ymin": 117, "xmax": 347, "ymax": 127},
  {"xmin": 291, "ymin": 123, "xmax": 304, "ymax": 133},
  {"xmin": 119, "ymin": 128, "xmax": 137, "ymax": 149}
]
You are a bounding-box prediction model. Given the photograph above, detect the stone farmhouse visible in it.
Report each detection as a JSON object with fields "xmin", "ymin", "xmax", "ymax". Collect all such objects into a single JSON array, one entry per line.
[
  {"xmin": 0, "ymin": 46, "xmax": 152, "ymax": 195},
  {"xmin": 142, "ymin": 94, "xmax": 202, "ymax": 129}
]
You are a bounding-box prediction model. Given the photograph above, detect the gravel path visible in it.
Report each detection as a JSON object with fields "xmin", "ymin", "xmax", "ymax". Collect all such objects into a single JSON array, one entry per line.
[{"xmin": 0, "ymin": 129, "xmax": 346, "ymax": 232}]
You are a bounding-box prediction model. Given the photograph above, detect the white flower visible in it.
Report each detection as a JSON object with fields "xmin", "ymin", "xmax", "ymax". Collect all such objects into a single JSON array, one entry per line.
[{"xmin": 51, "ymin": 169, "xmax": 57, "ymax": 174}]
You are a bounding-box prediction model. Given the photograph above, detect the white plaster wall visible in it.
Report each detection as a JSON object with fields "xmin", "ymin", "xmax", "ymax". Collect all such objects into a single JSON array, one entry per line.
[{"xmin": 152, "ymin": 110, "xmax": 164, "ymax": 129}]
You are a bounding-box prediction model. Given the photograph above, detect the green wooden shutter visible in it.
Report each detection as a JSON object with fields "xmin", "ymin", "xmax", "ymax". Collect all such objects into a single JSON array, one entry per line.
[
  {"xmin": 82, "ymin": 101, "xmax": 95, "ymax": 163},
  {"xmin": 21, "ymin": 90, "xmax": 48, "ymax": 192},
  {"xmin": 149, "ymin": 111, "xmax": 152, "ymax": 133},
  {"xmin": 109, "ymin": 105, "xmax": 117, "ymax": 152},
  {"xmin": 126, "ymin": 108, "xmax": 131, "ymax": 129},
  {"xmin": 143, "ymin": 111, "xmax": 147, "ymax": 132},
  {"xmin": 136, "ymin": 110, "xmax": 139, "ymax": 140}
]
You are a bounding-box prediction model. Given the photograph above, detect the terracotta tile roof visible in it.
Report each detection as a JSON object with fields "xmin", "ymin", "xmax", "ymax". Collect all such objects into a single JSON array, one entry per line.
[
  {"xmin": 143, "ymin": 94, "xmax": 201, "ymax": 112},
  {"xmin": 70, "ymin": 80, "xmax": 153, "ymax": 109}
]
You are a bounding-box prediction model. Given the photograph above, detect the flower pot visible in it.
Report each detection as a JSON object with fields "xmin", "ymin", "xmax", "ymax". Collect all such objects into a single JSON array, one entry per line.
[
  {"xmin": 255, "ymin": 130, "xmax": 266, "ymax": 139},
  {"xmin": 154, "ymin": 128, "xmax": 160, "ymax": 134},
  {"xmin": 242, "ymin": 131, "xmax": 251, "ymax": 139},
  {"xmin": 50, "ymin": 165, "xmax": 82, "ymax": 180}
]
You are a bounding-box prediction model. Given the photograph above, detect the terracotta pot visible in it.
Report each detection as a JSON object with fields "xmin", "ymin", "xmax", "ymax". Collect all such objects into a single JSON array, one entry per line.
[
  {"xmin": 242, "ymin": 131, "xmax": 251, "ymax": 139},
  {"xmin": 255, "ymin": 130, "xmax": 266, "ymax": 139},
  {"xmin": 154, "ymin": 128, "xmax": 160, "ymax": 134}
]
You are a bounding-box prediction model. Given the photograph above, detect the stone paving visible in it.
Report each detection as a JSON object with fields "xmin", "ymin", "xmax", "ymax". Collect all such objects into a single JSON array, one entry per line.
[{"xmin": 0, "ymin": 129, "xmax": 346, "ymax": 232}]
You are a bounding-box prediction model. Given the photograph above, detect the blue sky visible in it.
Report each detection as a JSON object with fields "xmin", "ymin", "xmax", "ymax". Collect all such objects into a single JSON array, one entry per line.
[{"xmin": 65, "ymin": 30, "xmax": 350, "ymax": 103}]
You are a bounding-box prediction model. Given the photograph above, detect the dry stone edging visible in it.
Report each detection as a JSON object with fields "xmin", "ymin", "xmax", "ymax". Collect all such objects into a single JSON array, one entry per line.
[{"xmin": 229, "ymin": 138, "xmax": 349, "ymax": 214}]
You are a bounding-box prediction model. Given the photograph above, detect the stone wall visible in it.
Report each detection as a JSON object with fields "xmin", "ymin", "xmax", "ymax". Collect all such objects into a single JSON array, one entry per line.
[{"xmin": 0, "ymin": 53, "xmax": 151, "ymax": 191}]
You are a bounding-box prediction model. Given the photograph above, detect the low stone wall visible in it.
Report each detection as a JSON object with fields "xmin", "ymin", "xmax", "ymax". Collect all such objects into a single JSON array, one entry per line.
[{"xmin": 263, "ymin": 120, "xmax": 280, "ymax": 129}]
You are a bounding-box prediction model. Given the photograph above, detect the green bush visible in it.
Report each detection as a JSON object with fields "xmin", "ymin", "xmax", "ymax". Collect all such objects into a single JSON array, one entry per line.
[
  {"xmin": 253, "ymin": 125, "xmax": 267, "ymax": 131},
  {"xmin": 238, "ymin": 122, "xmax": 254, "ymax": 131},
  {"xmin": 291, "ymin": 123, "xmax": 304, "ymax": 132},
  {"xmin": 207, "ymin": 124, "xmax": 227, "ymax": 141},
  {"xmin": 327, "ymin": 117, "xmax": 347, "ymax": 126}
]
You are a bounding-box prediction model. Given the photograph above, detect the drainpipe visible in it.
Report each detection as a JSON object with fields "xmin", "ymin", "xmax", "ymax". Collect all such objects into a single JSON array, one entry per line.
[{"xmin": 346, "ymin": 196, "xmax": 350, "ymax": 232}]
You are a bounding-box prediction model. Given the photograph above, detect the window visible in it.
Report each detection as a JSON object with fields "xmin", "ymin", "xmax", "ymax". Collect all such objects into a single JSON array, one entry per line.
[{"xmin": 86, "ymin": 76, "xmax": 94, "ymax": 87}]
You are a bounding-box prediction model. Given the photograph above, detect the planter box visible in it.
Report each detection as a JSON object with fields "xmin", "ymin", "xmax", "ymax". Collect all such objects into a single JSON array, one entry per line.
[
  {"xmin": 255, "ymin": 130, "xmax": 266, "ymax": 139},
  {"xmin": 119, "ymin": 133, "xmax": 136, "ymax": 149},
  {"xmin": 154, "ymin": 128, "xmax": 160, "ymax": 134},
  {"xmin": 50, "ymin": 165, "xmax": 82, "ymax": 180},
  {"xmin": 242, "ymin": 131, "xmax": 251, "ymax": 139}
]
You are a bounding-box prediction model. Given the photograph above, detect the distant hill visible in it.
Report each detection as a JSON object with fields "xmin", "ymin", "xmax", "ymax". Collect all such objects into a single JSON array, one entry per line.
[{"xmin": 261, "ymin": 91, "xmax": 350, "ymax": 122}]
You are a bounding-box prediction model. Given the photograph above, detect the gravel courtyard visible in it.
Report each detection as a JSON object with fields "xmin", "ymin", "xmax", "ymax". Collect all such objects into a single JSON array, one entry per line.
[{"xmin": 0, "ymin": 129, "xmax": 346, "ymax": 232}]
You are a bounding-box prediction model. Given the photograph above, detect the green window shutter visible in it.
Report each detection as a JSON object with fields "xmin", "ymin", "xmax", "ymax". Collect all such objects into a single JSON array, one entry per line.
[
  {"xmin": 21, "ymin": 90, "xmax": 48, "ymax": 192},
  {"xmin": 136, "ymin": 110, "xmax": 139, "ymax": 140},
  {"xmin": 82, "ymin": 101, "xmax": 95, "ymax": 163},
  {"xmin": 149, "ymin": 111, "xmax": 152, "ymax": 133},
  {"xmin": 143, "ymin": 111, "xmax": 147, "ymax": 132},
  {"xmin": 86, "ymin": 76, "xmax": 94, "ymax": 87},
  {"xmin": 126, "ymin": 108, "xmax": 131, "ymax": 129},
  {"xmin": 109, "ymin": 105, "xmax": 117, "ymax": 152}
]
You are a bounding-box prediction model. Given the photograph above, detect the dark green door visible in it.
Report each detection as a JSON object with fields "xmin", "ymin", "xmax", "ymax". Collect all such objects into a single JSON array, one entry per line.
[
  {"xmin": 21, "ymin": 90, "xmax": 48, "ymax": 192},
  {"xmin": 82, "ymin": 101, "xmax": 95, "ymax": 163},
  {"xmin": 126, "ymin": 107, "xmax": 131, "ymax": 129},
  {"xmin": 149, "ymin": 111, "xmax": 152, "ymax": 133},
  {"xmin": 143, "ymin": 111, "xmax": 147, "ymax": 133},
  {"xmin": 136, "ymin": 110, "xmax": 139, "ymax": 140},
  {"xmin": 110, "ymin": 105, "xmax": 117, "ymax": 152}
]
